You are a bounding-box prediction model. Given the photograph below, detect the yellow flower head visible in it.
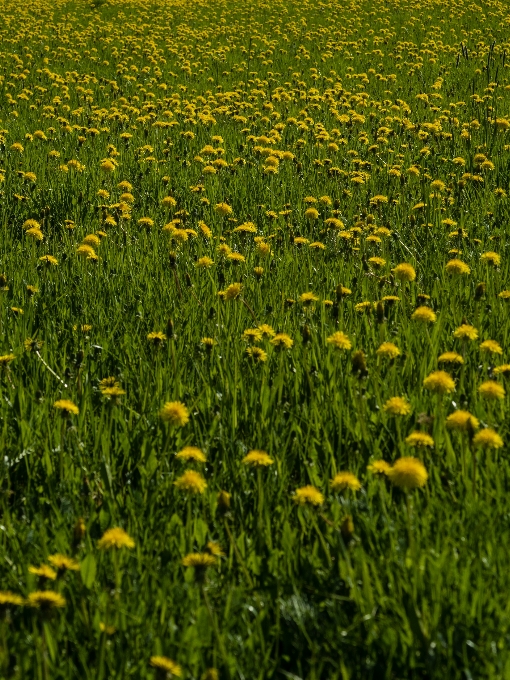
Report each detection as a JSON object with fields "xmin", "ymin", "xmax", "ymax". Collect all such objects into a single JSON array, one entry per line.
[
  {"xmin": 159, "ymin": 401, "xmax": 189, "ymax": 427},
  {"xmin": 242, "ymin": 450, "xmax": 274, "ymax": 467},
  {"xmin": 367, "ymin": 460, "xmax": 391, "ymax": 475},
  {"xmin": 423, "ymin": 370, "xmax": 455, "ymax": 394},
  {"xmin": 376, "ymin": 342, "xmax": 400, "ymax": 359},
  {"xmin": 39, "ymin": 255, "xmax": 58, "ymax": 266},
  {"xmin": 221, "ymin": 282, "xmax": 243, "ymax": 301},
  {"xmin": 479, "ymin": 340, "xmax": 503, "ymax": 355},
  {"xmin": 494, "ymin": 364, "xmax": 510, "ymax": 376},
  {"xmin": 383, "ymin": 396, "xmax": 412, "ymax": 416},
  {"xmin": 392, "ymin": 263, "xmax": 416, "ymax": 282},
  {"xmin": 214, "ymin": 202, "xmax": 233, "ymax": 216},
  {"xmin": 147, "ymin": 331, "xmax": 167, "ymax": 345},
  {"xmin": 299, "ymin": 291, "xmax": 319, "ymax": 306},
  {"xmin": 293, "ymin": 485, "xmax": 324, "ymax": 506},
  {"xmin": 481, "ymin": 251, "xmax": 501, "ymax": 266},
  {"xmin": 445, "ymin": 259, "xmax": 470, "ymax": 275},
  {"xmin": 411, "ymin": 306, "xmax": 436, "ymax": 323},
  {"xmin": 330, "ymin": 472, "xmax": 361, "ymax": 492},
  {"xmin": 473, "ymin": 428, "xmax": 503, "ymax": 449},
  {"xmin": 150, "ymin": 656, "xmax": 182, "ymax": 677},
  {"xmin": 197, "ymin": 256, "xmax": 214, "ymax": 269},
  {"xmin": 438, "ymin": 351, "xmax": 464, "ymax": 365},
  {"xmin": 27, "ymin": 591, "xmax": 66, "ymax": 610},
  {"xmin": 98, "ymin": 527, "xmax": 135, "ymax": 550},
  {"xmin": 270, "ymin": 333, "xmax": 293, "ymax": 350},
  {"xmin": 176, "ymin": 446, "xmax": 207, "ymax": 463},
  {"xmin": 242, "ymin": 328, "xmax": 263, "ymax": 344},
  {"xmin": 182, "ymin": 553, "xmax": 216, "ymax": 568},
  {"xmin": 327, "ymin": 331, "xmax": 352, "ymax": 351},
  {"xmin": 47, "ymin": 554, "xmax": 80, "ymax": 572},
  {"xmin": 29, "ymin": 565, "xmax": 57, "ymax": 580},
  {"xmin": 304, "ymin": 207, "xmax": 319, "ymax": 220},
  {"xmin": 258, "ymin": 324, "xmax": 275, "ymax": 338},
  {"xmin": 405, "ymin": 432, "xmax": 434, "ymax": 448},
  {"xmin": 0, "ymin": 591, "xmax": 24, "ymax": 608},
  {"xmin": 478, "ymin": 380, "xmax": 505, "ymax": 400},
  {"xmin": 174, "ymin": 470, "xmax": 207, "ymax": 495},
  {"xmin": 387, "ymin": 457, "xmax": 428, "ymax": 490},
  {"xmin": 446, "ymin": 410, "xmax": 480, "ymax": 431},
  {"xmin": 454, "ymin": 324, "xmax": 478, "ymax": 341},
  {"xmin": 53, "ymin": 399, "xmax": 79, "ymax": 416},
  {"xmin": 246, "ymin": 346, "xmax": 268, "ymax": 362}
]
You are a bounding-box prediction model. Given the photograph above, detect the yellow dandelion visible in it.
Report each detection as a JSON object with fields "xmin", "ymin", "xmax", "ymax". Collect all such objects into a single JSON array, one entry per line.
[
  {"xmin": 423, "ymin": 370, "xmax": 455, "ymax": 394},
  {"xmin": 330, "ymin": 472, "xmax": 361, "ymax": 492},
  {"xmin": 405, "ymin": 432, "xmax": 434, "ymax": 448},
  {"xmin": 175, "ymin": 446, "xmax": 207, "ymax": 463},
  {"xmin": 387, "ymin": 457, "xmax": 428, "ymax": 490},
  {"xmin": 411, "ymin": 306, "xmax": 436, "ymax": 323},
  {"xmin": 383, "ymin": 396, "xmax": 412, "ymax": 416},
  {"xmin": 98, "ymin": 527, "xmax": 135, "ymax": 550},
  {"xmin": 479, "ymin": 340, "xmax": 503, "ymax": 355},
  {"xmin": 0, "ymin": 591, "xmax": 24, "ymax": 608},
  {"xmin": 159, "ymin": 401, "xmax": 189, "ymax": 427},
  {"xmin": 454, "ymin": 324, "xmax": 478, "ymax": 341},
  {"xmin": 481, "ymin": 251, "xmax": 501, "ymax": 266},
  {"xmin": 293, "ymin": 485, "xmax": 324, "ymax": 506},
  {"xmin": 150, "ymin": 656, "xmax": 182, "ymax": 677},
  {"xmin": 438, "ymin": 351, "xmax": 464, "ymax": 364},
  {"xmin": 246, "ymin": 346, "xmax": 268, "ymax": 362},
  {"xmin": 326, "ymin": 331, "xmax": 351, "ymax": 351},
  {"xmin": 29, "ymin": 565, "xmax": 57, "ymax": 580},
  {"xmin": 367, "ymin": 460, "xmax": 391, "ymax": 475},
  {"xmin": 478, "ymin": 380, "xmax": 505, "ymax": 400},
  {"xmin": 445, "ymin": 259, "xmax": 470, "ymax": 275},
  {"xmin": 53, "ymin": 399, "xmax": 79, "ymax": 416},
  {"xmin": 27, "ymin": 591, "xmax": 66, "ymax": 610},
  {"xmin": 214, "ymin": 202, "xmax": 233, "ymax": 216},
  {"xmin": 392, "ymin": 263, "xmax": 416, "ymax": 282},
  {"xmin": 376, "ymin": 342, "xmax": 400, "ymax": 359},
  {"xmin": 47, "ymin": 554, "xmax": 80, "ymax": 572},
  {"xmin": 473, "ymin": 428, "xmax": 504, "ymax": 449},
  {"xmin": 446, "ymin": 410, "xmax": 480, "ymax": 431},
  {"xmin": 174, "ymin": 470, "xmax": 207, "ymax": 494},
  {"xmin": 242, "ymin": 450, "xmax": 274, "ymax": 467},
  {"xmin": 299, "ymin": 291, "xmax": 319, "ymax": 306},
  {"xmin": 270, "ymin": 333, "xmax": 293, "ymax": 350}
]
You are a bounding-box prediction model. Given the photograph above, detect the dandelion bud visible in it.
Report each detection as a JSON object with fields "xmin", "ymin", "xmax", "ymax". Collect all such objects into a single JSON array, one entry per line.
[
  {"xmin": 474, "ymin": 282, "xmax": 486, "ymax": 301},
  {"xmin": 341, "ymin": 515, "xmax": 354, "ymax": 543},
  {"xmin": 301, "ymin": 324, "xmax": 312, "ymax": 344},
  {"xmin": 0, "ymin": 274, "xmax": 8, "ymax": 289},
  {"xmin": 375, "ymin": 301, "xmax": 385, "ymax": 324},
  {"xmin": 169, "ymin": 251, "xmax": 177, "ymax": 268},
  {"xmin": 73, "ymin": 517, "xmax": 86, "ymax": 544},
  {"xmin": 352, "ymin": 350, "xmax": 368, "ymax": 377},
  {"xmin": 185, "ymin": 272, "xmax": 192, "ymax": 287},
  {"xmin": 166, "ymin": 318, "xmax": 174, "ymax": 339},
  {"xmin": 217, "ymin": 490, "xmax": 231, "ymax": 512}
]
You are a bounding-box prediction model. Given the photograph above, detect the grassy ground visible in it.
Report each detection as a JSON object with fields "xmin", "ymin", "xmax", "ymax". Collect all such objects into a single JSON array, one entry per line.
[{"xmin": 1, "ymin": 0, "xmax": 510, "ymax": 677}]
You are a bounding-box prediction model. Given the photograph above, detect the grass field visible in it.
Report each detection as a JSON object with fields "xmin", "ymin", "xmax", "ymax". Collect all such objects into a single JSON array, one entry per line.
[{"xmin": 1, "ymin": 0, "xmax": 510, "ymax": 677}]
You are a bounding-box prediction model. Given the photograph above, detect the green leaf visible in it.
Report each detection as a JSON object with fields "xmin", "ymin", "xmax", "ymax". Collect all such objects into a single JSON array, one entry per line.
[{"xmin": 80, "ymin": 554, "xmax": 97, "ymax": 589}]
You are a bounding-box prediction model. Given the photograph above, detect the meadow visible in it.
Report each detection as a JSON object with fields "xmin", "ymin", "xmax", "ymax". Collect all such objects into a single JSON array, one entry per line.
[{"xmin": 1, "ymin": 0, "xmax": 510, "ymax": 677}]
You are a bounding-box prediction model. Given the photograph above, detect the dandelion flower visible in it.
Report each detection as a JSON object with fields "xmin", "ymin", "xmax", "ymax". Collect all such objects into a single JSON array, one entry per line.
[
  {"xmin": 27, "ymin": 591, "xmax": 66, "ymax": 610},
  {"xmin": 481, "ymin": 251, "xmax": 501, "ymax": 266},
  {"xmin": 405, "ymin": 432, "xmax": 434, "ymax": 448},
  {"xmin": 473, "ymin": 428, "xmax": 504, "ymax": 449},
  {"xmin": 438, "ymin": 351, "xmax": 464, "ymax": 364},
  {"xmin": 159, "ymin": 401, "xmax": 189, "ymax": 427},
  {"xmin": 150, "ymin": 656, "xmax": 182, "ymax": 677},
  {"xmin": 326, "ymin": 331, "xmax": 351, "ymax": 350},
  {"xmin": 53, "ymin": 399, "xmax": 79, "ymax": 416},
  {"xmin": 39, "ymin": 255, "xmax": 58, "ymax": 266},
  {"xmin": 494, "ymin": 364, "xmax": 510, "ymax": 376},
  {"xmin": 478, "ymin": 380, "xmax": 505, "ymax": 400},
  {"xmin": 299, "ymin": 291, "xmax": 319, "ymax": 306},
  {"xmin": 182, "ymin": 553, "xmax": 216, "ymax": 568},
  {"xmin": 446, "ymin": 410, "xmax": 479, "ymax": 431},
  {"xmin": 174, "ymin": 470, "xmax": 207, "ymax": 494},
  {"xmin": 376, "ymin": 342, "xmax": 400, "ymax": 359},
  {"xmin": 197, "ymin": 256, "xmax": 214, "ymax": 268},
  {"xmin": 270, "ymin": 333, "xmax": 293, "ymax": 350},
  {"xmin": 176, "ymin": 446, "xmax": 206, "ymax": 463},
  {"xmin": 0, "ymin": 592, "xmax": 24, "ymax": 608},
  {"xmin": 293, "ymin": 485, "xmax": 324, "ymax": 506},
  {"xmin": 246, "ymin": 346, "xmax": 267, "ymax": 362},
  {"xmin": 454, "ymin": 324, "xmax": 478, "ymax": 340},
  {"xmin": 98, "ymin": 527, "xmax": 135, "ymax": 550},
  {"xmin": 412, "ymin": 306, "xmax": 436, "ymax": 323},
  {"xmin": 387, "ymin": 457, "xmax": 428, "ymax": 490},
  {"xmin": 423, "ymin": 370, "xmax": 455, "ymax": 394},
  {"xmin": 48, "ymin": 554, "xmax": 80, "ymax": 572},
  {"xmin": 222, "ymin": 282, "xmax": 242, "ymax": 300},
  {"xmin": 479, "ymin": 340, "xmax": 503, "ymax": 355},
  {"xmin": 242, "ymin": 328, "xmax": 263, "ymax": 344},
  {"xmin": 214, "ymin": 202, "xmax": 233, "ymax": 216},
  {"xmin": 445, "ymin": 259, "xmax": 470, "ymax": 275},
  {"xmin": 392, "ymin": 263, "xmax": 416, "ymax": 282},
  {"xmin": 258, "ymin": 324, "xmax": 275, "ymax": 338},
  {"xmin": 383, "ymin": 397, "xmax": 412, "ymax": 416},
  {"xmin": 330, "ymin": 472, "xmax": 361, "ymax": 492},
  {"xmin": 242, "ymin": 450, "xmax": 274, "ymax": 467},
  {"xmin": 367, "ymin": 460, "xmax": 391, "ymax": 475},
  {"xmin": 29, "ymin": 565, "xmax": 57, "ymax": 580},
  {"xmin": 304, "ymin": 207, "xmax": 319, "ymax": 220},
  {"xmin": 147, "ymin": 331, "xmax": 167, "ymax": 345}
]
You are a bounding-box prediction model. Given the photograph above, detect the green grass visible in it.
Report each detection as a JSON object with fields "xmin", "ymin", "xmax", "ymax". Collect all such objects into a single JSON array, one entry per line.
[{"xmin": 1, "ymin": 0, "xmax": 510, "ymax": 677}]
